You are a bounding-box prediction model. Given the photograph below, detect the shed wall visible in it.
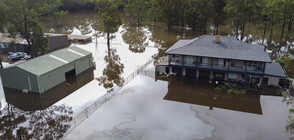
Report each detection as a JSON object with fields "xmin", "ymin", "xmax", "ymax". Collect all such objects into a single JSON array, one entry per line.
[
  {"xmin": 0, "ymin": 67, "xmax": 39, "ymax": 92},
  {"xmin": 38, "ymin": 54, "xmax": 93, "ymax": 93},
  {"xmin": 38, "ymin": 64, "xmax": 75, "ymax": 93}
]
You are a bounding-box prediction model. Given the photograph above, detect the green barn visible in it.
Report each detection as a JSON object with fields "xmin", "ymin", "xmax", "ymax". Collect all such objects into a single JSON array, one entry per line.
[{"xmin": 0, "ymin": 47, "xmax": 94, "ymax": 94}]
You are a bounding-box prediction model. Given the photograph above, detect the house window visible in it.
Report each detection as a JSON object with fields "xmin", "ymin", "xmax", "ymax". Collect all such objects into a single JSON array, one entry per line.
[
  {"xmin": 248, "ymin": 61, "xmax": 258, "ymax": 67},
  {"xmin": 218, "ymin": 59, "xmax": 224, "ymax": 66},
  {"xmin": 230, "ymin": 61, "xmax": 235, "ymax": 67},
  {"xmin": 202, "ymin": 57, "xmax": 208, "ymax": 64},
  {"xmin": 185, "ymin": 56, "xmax": 194, "ymax": 64}
]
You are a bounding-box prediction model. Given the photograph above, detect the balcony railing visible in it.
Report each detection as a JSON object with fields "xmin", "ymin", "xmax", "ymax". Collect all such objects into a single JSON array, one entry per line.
[{"xmin": 170, "ymin": 61, "xmax": 263, "ymax": 74}]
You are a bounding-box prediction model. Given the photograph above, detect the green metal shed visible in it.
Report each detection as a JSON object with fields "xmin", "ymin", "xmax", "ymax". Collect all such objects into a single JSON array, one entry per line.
[{"xmin": 0, "ymin": 47, "xmax": 94, "ymax": 93}]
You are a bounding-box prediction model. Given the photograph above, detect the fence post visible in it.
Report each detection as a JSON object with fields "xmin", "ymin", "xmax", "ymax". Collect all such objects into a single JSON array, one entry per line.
[{"xmin": 86, "ymin": 107, "xmax": 88, "ymax": 118}]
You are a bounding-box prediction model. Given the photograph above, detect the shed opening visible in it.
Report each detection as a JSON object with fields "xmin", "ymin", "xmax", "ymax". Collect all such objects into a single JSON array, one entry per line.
[{"xmin": 65, "ymin": 69, "xmax": 77, "ymax": 86}]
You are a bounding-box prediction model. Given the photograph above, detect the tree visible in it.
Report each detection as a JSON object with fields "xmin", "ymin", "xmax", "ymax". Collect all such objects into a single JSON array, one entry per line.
[
  {"xmin": 95, "ymin": 0, "xmax": 122, "ymax": 46},
  {"xmin": 212, "ymin": 0, "xmax": 226, "ymax": 35},
  {"xmin": 225, "ymin": 0, "xmax": 245, "ymax": 39},
  {"xmin": 1, "ymin": 0, "xmax": 61, "ymax": 57},
  {"xmin": 52, "ymin": 10, "xmax": 69, "ymax": 27},
  {"xmin": 122, "ymin": 25, "xmax": 148, "ymax": 53},
  {"xmin": 156, "ymin": 0, "xmax": 179, "ymax": 30},
  {"xmin": 125, "ymin": 0, "xmax": 148, "ymax": 26},
  {"xmin": 148, "ymin": 0, "xmax": 160, "ymax": 22},
  {"xmin": 30, "ymin": 23, "xmax": 49, "ymax": 57},
  {"xmin": 0, "ymin": 2, "xmax": 6, "ymax": 32},
  {"xmin": 185, "ymin": 0, "xmax": 213, "ymax": 33},
  {"xmin": 98, "ymin": 47, "xmax": 124, "ymax": 90},
  {"xmin": 0, "ymin": 104, "xmax": 73, "ymax": 139}
]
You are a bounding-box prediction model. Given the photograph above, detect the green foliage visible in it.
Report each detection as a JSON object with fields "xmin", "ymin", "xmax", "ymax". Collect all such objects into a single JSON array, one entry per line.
[
  {"xmin": 95, "ymin": 0, "xmax": 122, "ymax": 45},
  {"xmin": 215, "ymin": 82, "xmax": 247, "ymax": 94},
  {"xmin": 31, "ymin": 23, "xmax": 49, "ymax": 57},
  {"xmin": 52, "ymin": 10, "xmax": 69, "ymax": 26},
  {"xmin": 1, "ymin": 0, "xmax": 61, "ymax": 57},
  {"xmin": 155, "ymin": 0, "xmax": 180, "ymax": 30},
  {"xmin": 0, "ymin": 104, "xmax": 73, "ymax": 139},
  {"xmin": 125, "ymin": 0, "xmax": 148, "ymax": 25},
  {"xmin": 122, "ymin": 26, "xmax": 148, "ymax": 53},
  {"xmin": 61, "ymin": 0, "xmax": 94, "ymax": 12},
  {"xmin": 275, "ymin": 59, "xmax": 286, "ymax": 68},
  {"xmin": 147, "ymin": 0, "xmax": 160, "ymax": 21},
  {"xmin": 0, "ymin": 3, "xmax": 6, "ymax": 32},
  {"xmin": 98, "ymin": 48, "xmax": 124, "ymax": 89},
  {"xmin": 283, "ymin": 56, "xmax": 294, "ymax": 78}
]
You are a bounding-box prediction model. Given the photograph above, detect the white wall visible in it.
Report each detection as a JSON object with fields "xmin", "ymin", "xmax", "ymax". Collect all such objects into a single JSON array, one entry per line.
[
  {"xmin": 156, "ymin": 65, "xmax": 167, "ymax": 74},
  {"xmin": 265, "ymin": 75, "xmax": 280, "ymax": 86}
]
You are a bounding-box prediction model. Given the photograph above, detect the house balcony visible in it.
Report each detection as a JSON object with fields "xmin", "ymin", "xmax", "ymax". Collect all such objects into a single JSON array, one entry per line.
[{"xmin": 170, "ymin": 60, "xmax": 263, "ymax": 74}]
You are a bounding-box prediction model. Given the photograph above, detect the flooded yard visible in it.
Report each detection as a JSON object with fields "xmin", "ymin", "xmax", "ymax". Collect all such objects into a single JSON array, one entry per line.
[
  {"xmin": 64, "ymin": 65, "xmax": 291, "ymax": 140},
  {"xmin": 0, "ymin": 12, "xmax": 293, "ymax": 139}
]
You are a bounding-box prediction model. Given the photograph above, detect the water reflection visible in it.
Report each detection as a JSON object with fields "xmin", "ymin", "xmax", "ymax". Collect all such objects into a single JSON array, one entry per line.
[
  {"xmin": 0, "ymin": 68, "xmax": 94, "ymax": 139},
  {"xmin": 98, "ymin": 45, "xmax": 124, "ymax": 90},
  {"xmin": 162, "ymin": 77, "xmax": 262, "ymax": 115},
  {"xmin": 4, "ymin": 68, "xmax": 94, "ymax": 111},
  {"xmin": 122, "ymin": 25, "xmax": 148, "ymax": 53},
  {"xmin": 0, "ymin": 104, "xmax": 73, "ymax": 139}
]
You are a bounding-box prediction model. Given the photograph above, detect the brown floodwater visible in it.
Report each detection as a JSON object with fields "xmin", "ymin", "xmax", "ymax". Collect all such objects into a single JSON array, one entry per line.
[{"xmin": 1, "ymin": 12, "xmax": 293, "ymax": 139}]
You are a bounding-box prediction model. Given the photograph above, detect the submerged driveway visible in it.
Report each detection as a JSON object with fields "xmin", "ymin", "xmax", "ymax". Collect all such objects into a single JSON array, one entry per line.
[{"xmin": 64, "ymin": 66, "xmax": 291, "ymax": 140}]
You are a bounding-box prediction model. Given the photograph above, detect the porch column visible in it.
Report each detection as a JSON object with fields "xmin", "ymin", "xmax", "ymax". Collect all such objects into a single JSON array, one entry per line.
[
  {"xmin": 182, "ymin": 68, "xmax": 186, "ymax": 76},
  {"xmin": 209, "ymin": 71, "xmax": 213, "ymax": 79},
  {"xmin": 259, "ymin": 76, "xmax": 263, "ymax": 87},
  {"xmin": 225, "ymin": 73, "xmax": 228, "ymax": 80},
  {"xmin": 196, "ymin": 70, "xmax": 199, "ymax": 78},
  {"xmin": 169, "ymin": 67, "xmax": 172, "ymax": 74},
  {"xmin": 211, "ymin": 58, "xmax": 213, "ymax": 68}
]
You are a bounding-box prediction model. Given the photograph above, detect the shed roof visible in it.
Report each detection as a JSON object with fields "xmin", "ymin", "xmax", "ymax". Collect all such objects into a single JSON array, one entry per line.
[
  {"xmin": 264, "ymin": 62, "xmax": 287, "ymax": 78},
  {"xmin": 166, "ymin": 35, "xmax": 271, "ymax": 62},
  {"xmin": 13, "ymin": 47, "xmax": 91, "ymax": 76},
  {"xmin": 0, "ymin": 34, "xmax": 26, "ymax": 44}
]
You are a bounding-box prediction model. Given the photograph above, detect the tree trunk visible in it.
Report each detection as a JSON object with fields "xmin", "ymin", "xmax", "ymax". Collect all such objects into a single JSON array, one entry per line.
[
  {"xmin": 107, "ymin": 43, "xmax": 111, "ymax": 57},
  {"xmin": 241, "ymin": 0, "xmax": 248, "ymax": 41},
  {"xmin": 268, "ymin": 21, "xmax": 274, "ymax": 45},
  {"xmin": 107, "ymin": 32, "xmax": 110, "ymax": 47},
  {"xmin": 288, "ymin": 17, "xmax": 293, "ymax": 31},
  {"xmin": 280, "ymin": 14, "xmax": 286, "ymax": 42},
  {"xmin": 236, "ymin": 20, "xmax": 239, "ymax": 38},
  {"xmin": 262, "ymin": 25, "xmax": 267, "ymax": 45},
  {"xmin": 203, "ymin": 18, "xmax": 207, "ymax": 34}
]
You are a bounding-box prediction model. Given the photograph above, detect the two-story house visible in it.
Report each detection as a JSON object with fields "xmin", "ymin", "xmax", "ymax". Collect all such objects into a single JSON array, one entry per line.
[{"xmin": 156, "ymin": 35, "xmax": 287, "ymax": 86}]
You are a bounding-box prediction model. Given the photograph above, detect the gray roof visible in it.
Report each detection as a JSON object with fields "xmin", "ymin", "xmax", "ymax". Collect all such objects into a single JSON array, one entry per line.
[
  {"xmin": 10, "ymin": 47, "xmax": 91, "ymax": 76},
  {"xmin": 166, "ymin": 35, "xmax": 271, "ymax": 62},
  {"xmin": 264, "ymin": 62, "xmax": 287, "ymax": 78}
]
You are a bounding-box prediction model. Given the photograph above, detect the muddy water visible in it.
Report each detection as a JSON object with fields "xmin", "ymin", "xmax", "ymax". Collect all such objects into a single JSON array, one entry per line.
[
  {"xmin": 1, "ymin": 12, "xmax": 293, "ymax": 139},
  {"xmin": 64, "ymin": 65, "xmax": 291, "ymax": 140},
  {"xmin": 40, "ymin": 12, "xmax": 294, "ymax": 54}
]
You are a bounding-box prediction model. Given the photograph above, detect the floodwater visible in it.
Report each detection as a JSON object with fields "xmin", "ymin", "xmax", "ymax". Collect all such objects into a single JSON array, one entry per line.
[
  {"xmin": 65, "ymin": 65, "xmax": 292, "ymax": 140},
  {"xmin": 0, "ymin": 12, "xmax": 293, "ymax": 139}
]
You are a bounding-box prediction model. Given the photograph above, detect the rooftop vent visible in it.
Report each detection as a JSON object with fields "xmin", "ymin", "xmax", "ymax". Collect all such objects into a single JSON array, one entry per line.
[{"xmin": 216, "ymin": 35, "xmax": 220, "ymax": 43}]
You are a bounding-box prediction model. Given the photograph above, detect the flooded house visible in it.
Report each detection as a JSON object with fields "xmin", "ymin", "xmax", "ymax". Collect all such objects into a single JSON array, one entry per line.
[
  {"xmin": 0, "ymin": 47, "xmax": 95, "ymax": 94},
  {"xmin": 156, "ymin": 35, "xmax": 287, "ymax": 86},
  {"xmin": 0, "ymin": 33, "xmax": 70, "ymax": 54}
]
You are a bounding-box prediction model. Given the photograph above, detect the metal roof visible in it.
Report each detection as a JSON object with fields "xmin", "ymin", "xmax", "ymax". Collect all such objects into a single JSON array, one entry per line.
[
  {"xmin": 264, "ymin": 62, "xmax": 287, "ymax": 78},
  {"xmin": 14, "ymin": 47, "xmax": 91, "ymax": 76},
  {"xmin": 166, "ymin": 35, "xmax": 272, "ymax": 62},
  {"xmin": 0, "ymin": 34, "xmax": 26, "ymax": 44}
]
